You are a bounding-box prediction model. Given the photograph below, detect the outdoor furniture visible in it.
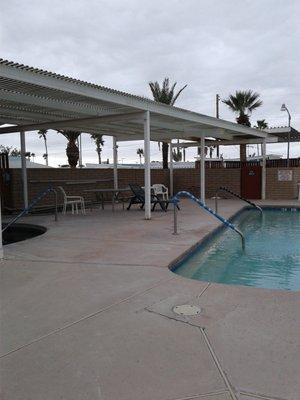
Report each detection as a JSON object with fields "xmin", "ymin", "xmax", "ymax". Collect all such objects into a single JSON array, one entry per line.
[
  {"xmin": 151, "ymin": 184, "xmax": 169, "ymax": 200},
  {"xmin": 58, "ymin": 186, "xmax": 85, "ymax": 215},
  {"xmin": 84, "ymin": 188, "xmax": 130, "ymax": 211},
  {"xmin": 127, "ymin": 183, "xmax": 174, "ymax": 212}
]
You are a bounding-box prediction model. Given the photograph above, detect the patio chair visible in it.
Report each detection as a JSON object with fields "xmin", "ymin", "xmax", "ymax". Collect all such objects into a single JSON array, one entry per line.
[
  {"xmin": 127, "ymin": 183, "xmax": 169, "ymax": 211},
  {"xmin": 152, "ymin": 184, "xmax": 169, "ymax": 200},
  {"xmin": 58, "ymin": 186, "xmax": 86, "ymax": 215}
]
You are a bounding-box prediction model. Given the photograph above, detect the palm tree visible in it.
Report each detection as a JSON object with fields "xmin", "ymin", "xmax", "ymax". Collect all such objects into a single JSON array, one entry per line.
[
  {"xmin": 90, "ymin": 134, "xmax": 105, "ymax": 164},
  {"xmin": 222, "ymin": 90, "xmax": 263, "ymax": 161},
  {"xmin": 149, "ymin": 78, "xmax": 187, "ymax": 169},
  {"xmin": 137, "ymin": 148, "xmax": 144, "ymax": 164},
  {"xmin": 254, "ymin": 119, "xmax": 268, "ymax": 130},
  {"xmin": 38, "ymin": 129, "xmax": 49, "ymax": 166},
  {"xmin": 57, "ymin": 130, "xmax": 81, "ymax": 168},
  {"xmin": 172, "ymin": 140, "xmax": 182, "ymax": 162},
  {"xmin": 254, "ymin": 119, "xmax": 268, "ymax": 156},
  {"xmin": 172, "ymin": 148, "xmax": 182, "ymax": 162}
]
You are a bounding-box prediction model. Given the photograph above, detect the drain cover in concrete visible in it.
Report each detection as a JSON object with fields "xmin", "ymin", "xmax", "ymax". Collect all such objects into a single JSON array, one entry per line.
[{"xmin": 173, "ymin": 304, "xmax": 201, "ymax": 316}]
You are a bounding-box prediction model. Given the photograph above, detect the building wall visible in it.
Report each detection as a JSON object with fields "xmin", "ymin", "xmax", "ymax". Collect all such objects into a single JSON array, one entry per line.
[
  {"xmin": 266, "ymin": 167, "xmax": 300, "ymax": 199},
  {"xmin": 5, "ymin": 166, "xmax": 300, "ymax": 210}
]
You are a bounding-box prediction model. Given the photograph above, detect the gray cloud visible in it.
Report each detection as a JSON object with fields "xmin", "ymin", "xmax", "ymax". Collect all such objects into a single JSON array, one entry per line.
[{"xmin": 1, "ymin": 0, "xmax": 299, "ymax": 165}]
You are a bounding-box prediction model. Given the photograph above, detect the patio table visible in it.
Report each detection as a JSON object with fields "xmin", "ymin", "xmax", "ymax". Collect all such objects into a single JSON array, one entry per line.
[{"xmin": 84, "ymin": 188, "xmax": 131, "ymax": 211}]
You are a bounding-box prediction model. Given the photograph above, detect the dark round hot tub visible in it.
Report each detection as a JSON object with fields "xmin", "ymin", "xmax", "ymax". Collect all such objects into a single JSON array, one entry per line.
[{"xmin": 2, "ymin": 223, "xmax": 47, "ymax": 245}]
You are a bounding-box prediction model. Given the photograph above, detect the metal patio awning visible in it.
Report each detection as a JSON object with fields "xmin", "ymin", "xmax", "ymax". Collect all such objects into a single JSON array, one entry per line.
[{"xmin": 0, "ymin": 59, "xmax": 274, "ymax": 143}]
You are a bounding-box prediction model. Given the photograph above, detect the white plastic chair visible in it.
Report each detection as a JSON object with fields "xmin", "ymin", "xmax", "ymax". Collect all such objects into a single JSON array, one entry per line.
[
  {"xmin": 151, "ymin": 184, "xmax": 169, "ymax": 200},
  {"xmin": 58, "ymin": 186, "xmax": 86, "ymax": 215}
]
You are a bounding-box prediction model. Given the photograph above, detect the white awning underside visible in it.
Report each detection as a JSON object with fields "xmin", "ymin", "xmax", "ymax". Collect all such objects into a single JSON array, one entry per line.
[{"xmin": 0, "ymin": 59, "xmax": 275, "ymax": 143}]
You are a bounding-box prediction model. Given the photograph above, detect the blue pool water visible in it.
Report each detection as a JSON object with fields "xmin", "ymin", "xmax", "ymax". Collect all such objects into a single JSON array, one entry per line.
[{"xmin": 174, "ymin": 208, "xmax": 300, "ymax": 291}]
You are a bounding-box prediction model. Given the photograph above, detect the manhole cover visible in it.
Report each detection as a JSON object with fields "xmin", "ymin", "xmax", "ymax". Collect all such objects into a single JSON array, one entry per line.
[{"xmin": 173, "ymin": 304, "xmax": 201, "ymax": 316}]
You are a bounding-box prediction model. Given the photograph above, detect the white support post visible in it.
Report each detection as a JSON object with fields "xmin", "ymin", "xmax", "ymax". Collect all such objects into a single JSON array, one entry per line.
[
  {"xmin": 0, "ymin": 195, "xmax": 3, "ymax": 260},
  {"xmin": 20, "ymin": 130, "xmax": 28, "ymax": 209},
  {"xmin": 113, "ymin": 136, "xmax": 118, "ymax": 190},
  {"xmin": 200, "ymin": 135, "xmax": 205, "ymax": 203},
  {"xmin": 261, "ymin": 138, "xmax": 266, "ymax": 200},
  {"xmin": 169, "ymin": 141, "xmax": 174, "ymax": 197},
  {"xmin": 78, "ymin": 133, "xmax": 83, "ymax": 168},
  {"xmin": 144, "ymin": 111, "xmax": 151, "ymax": 220}
]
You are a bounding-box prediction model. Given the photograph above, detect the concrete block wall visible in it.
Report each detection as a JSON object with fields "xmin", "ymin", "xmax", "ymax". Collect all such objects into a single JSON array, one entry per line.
[
  {"xmin": 266, "ymin": 168, "xmax": 300, "ymax": 199},
  {"xmin": 173, "ymin": 168, "xmax": 241, "ymax": 197},
  {"xmin": 8, "ymin": 168, "xmax": 169, "ymax": 209},
  {"xmin": 5, "ymin": 166, "xmax": 300, "ymax": 210}
]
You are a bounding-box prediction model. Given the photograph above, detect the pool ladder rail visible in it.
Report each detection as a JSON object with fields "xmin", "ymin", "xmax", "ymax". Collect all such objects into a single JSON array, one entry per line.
[
  {"xmin": 2, "ymin": 186, "xmax": 58, "ymax": 234},
  {"xmin": 171, "ymin": 191, "xmax": 245, "ymax": 251},
  {"xmin": 214, "ymin": 186, "xmax": 263, "ymax": 214}
]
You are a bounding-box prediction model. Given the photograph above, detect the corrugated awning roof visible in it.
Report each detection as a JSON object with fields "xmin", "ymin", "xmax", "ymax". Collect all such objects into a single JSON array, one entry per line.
[
  {"xmin": 0, "ymin": 59, "xmax": 274, "ymax": 143},
  {"xmin": 266, "ymin": 126, "xmax": 300, "ymax": 142}
]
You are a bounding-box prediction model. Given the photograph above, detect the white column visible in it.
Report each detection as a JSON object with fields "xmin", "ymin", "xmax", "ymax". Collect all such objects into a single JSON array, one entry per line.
[
  {"xmin": 144, "ymin": 111, "xmax": 151, "ymax": 220},
  {"xmin": 200, "ymin": 135, "xmax": 205, "ymax": 203},
  {"xmin": 79, "ymin": 134, "xmax": 83, "ymax": 168},
  {"xmin": 261, "ymin": 138, "xmax": 266, "ymax": 200},
  {"xmin": 20, "ymin": 130, "xmax": 28, "ymax": 209},
  {"xmin": 169, "ymin": 141, "xmax": 174, "ymax": 196},
  {"xmin": 113, "ymin": 136, "xmax": 118, "ymax": 190},
  {"xmin": 0, "ymin": 195, "xmax": 3, "ymax": 260}
]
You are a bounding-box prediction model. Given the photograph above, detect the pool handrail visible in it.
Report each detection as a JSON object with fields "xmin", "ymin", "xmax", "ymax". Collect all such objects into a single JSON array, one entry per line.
[
  {"xmin": 215, "ymin": 186, "xmax": 263, "ymax": 214},
  {"xmin": 171, "ymin": 191, "xmax": 245, "ymax": 251},
  {"xmin": 2, "ymin": 186, "xmax": 58, "ymax": 233}
]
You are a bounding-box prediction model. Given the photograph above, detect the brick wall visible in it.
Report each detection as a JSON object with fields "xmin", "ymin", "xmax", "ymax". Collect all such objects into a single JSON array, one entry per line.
[
  {"xmin": 173, "ymin": 168, "xmax": 241, "ymax": 197},
  {"xmin": 5, "ymin": 166, "xmax": 300, "ymax": 210},
  {"xmin": 8, "ymin": 168, "xmax": 169, "ymax": 209},
  {"xmin": 266, "ymin": 167, "xmax": 300, "ymax": 199}
]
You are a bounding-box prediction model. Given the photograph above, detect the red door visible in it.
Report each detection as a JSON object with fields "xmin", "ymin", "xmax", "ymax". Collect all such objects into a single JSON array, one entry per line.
[{"xmin": 241, "ymin": 165, "xmax": 262, "ymax": 199}]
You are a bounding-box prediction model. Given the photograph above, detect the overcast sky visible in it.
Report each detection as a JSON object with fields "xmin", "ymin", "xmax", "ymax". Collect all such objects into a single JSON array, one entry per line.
[{"xmin": 1, "ymin": 0, "xmax": 299, "ymax": 166}]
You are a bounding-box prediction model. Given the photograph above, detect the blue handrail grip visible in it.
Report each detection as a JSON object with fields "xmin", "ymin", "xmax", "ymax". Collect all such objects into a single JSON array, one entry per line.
[
  {"xmin": 172, "ymin": 190, "xmax": 245, "ymax": 250},
  {"xmin": 217, "ymin": 186, "xmax": 263, "ymax": 213},
  {"xmin": 2, "ymin": 185, "xmax": 57, "ymax": 233}
]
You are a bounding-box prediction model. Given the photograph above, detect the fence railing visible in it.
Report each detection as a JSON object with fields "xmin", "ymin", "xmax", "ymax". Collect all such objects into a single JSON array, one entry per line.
[{"xmin": 197, "ymin": 158, "xmax": 300, "ymax": 169}]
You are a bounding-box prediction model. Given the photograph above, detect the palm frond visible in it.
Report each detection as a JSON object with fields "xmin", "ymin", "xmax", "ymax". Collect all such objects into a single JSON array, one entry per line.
[
  {"xmin": 58, "ymin": 130, "xmax": 81, "ymax": 141},
  {"xmin": 148, "ymin": 78, "xmax": 187, "ymax": 105},
  {"xmin": 222, "ymin": 90, "xmax": 262, "ymax": 116}
]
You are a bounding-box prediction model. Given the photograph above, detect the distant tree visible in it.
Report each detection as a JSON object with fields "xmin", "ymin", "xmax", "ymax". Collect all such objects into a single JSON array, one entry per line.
[
  {"xmin": 7, "ymin": 147, "xmax": 21, "ymax": 156},
  {"xmin": 38, "ymin": 129, "xmax": 49, "ymax": 166},
  {"xmin": 90, "ymin": 134, "xmax": 105, "ymax": 163},
  {"xmin": 172, "ymin": 141, "xmax": 182, "ymax": 162},
  {"xmin": 0, "ymin": 145, "xmax": 13, "ymax": 154},
  {"xmin": 137, "ymin": 148, "xmax": 144, "ymax": 164},
  {"xmin": 149, "ymin": 78, "xmax": 187, "ymax": 169},
  {"xmin": 254, "ymin": 119, "xmax": 268, "ymax": 130},
  {"xmin": 57, "ymin": 130, "xmax": 81, "ymax": 168},
  {"xmin": 254, "ymin": 120, "xmax": 268, "ymax": 156},
  {"xmin": 222, "ymin": 90, "xmax": 263, "ymax": 161}
]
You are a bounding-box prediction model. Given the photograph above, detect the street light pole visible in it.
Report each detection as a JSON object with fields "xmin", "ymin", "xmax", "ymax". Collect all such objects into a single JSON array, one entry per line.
[{"xmin": 281, "ymin": 104, "xmax": 291, "ymax": 167}]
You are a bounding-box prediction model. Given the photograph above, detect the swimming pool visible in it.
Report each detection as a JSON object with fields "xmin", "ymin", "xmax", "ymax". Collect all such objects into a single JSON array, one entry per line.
[{"xmin": 173, "ymin": 207, "xmax": 300, "ymax": 291}]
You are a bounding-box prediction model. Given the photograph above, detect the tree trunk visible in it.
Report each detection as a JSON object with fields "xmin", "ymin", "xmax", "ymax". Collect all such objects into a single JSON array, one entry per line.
[
  {"xmin": 44, "ymin": 138, "xmax": 48, "ymax": 166},
  {"xmin": 162, "ymin": 142, "xmax": 169, "ymax": 169},
  {"xmin": 237, "ymin": 114, "xmax": 250, "ymax": 163},
  {"xmin": 66, "ymin": 139, "xmax": 79, "ymax": 168}
]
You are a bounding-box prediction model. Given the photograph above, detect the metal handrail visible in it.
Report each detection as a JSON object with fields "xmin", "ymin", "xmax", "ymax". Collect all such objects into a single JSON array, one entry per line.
[
  {"xmin": 214, "ymin": 186, "xmax": 263, "ymax": 214},
  {"xmin": 171, "ymin": 191, "xmax": 245, "ymax": 251},
  {"xmin": 2, "ymin": 186, "xmax": 58, "ymax": 233}
]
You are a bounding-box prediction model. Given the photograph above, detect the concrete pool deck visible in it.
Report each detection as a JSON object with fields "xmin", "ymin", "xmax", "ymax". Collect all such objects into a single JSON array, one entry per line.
[{"xmin": 1, "ymin": 199, "xmax": 299, "ymax": 400}]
